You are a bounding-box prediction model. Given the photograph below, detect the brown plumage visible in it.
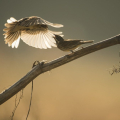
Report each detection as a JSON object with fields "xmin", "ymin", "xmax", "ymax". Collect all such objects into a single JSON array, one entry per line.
[
  {"xmin": 54, "ymin": 35, "xmax": 94, "ymax": 52},
  {"xmin": 3, "ymin": 16, "xmax": 63, "ymax": 48}
]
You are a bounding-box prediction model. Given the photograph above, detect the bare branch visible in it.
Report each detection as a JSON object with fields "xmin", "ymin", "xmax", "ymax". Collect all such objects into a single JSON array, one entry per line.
[{"xmin": 0, "ymin": 34, "xmax": 120, "ymax": 105}]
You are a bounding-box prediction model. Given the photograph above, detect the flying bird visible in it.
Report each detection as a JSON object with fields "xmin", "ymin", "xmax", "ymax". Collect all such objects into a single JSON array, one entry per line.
[
  {"xmin": 3, "ymin": 16, "xmax": 63, "ymax": 49},
  {"xmin": 54, "ymin": 35, "xmax": 94, "ymax": 52}
]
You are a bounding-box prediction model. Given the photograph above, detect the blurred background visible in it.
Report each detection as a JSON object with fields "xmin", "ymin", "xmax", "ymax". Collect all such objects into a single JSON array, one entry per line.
[{"xmin": 0, "ymin": 0, "xmax": 120, "ymax": 120}]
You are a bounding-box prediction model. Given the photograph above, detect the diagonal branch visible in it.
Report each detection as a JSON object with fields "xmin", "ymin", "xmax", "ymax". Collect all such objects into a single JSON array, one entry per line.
[{"xmin": 0, "ymin": 34, "xmax": 120, "ymax": 105}]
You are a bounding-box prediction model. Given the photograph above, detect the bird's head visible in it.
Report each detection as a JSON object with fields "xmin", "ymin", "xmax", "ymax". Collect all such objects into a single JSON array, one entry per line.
[{"xmin": 54, "ymin": 35, "xmax": 64, "ymax": 43}]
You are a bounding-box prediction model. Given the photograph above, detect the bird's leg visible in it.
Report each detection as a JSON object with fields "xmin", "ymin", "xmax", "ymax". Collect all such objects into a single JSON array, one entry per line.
[{"xmin": 66, "ymin": 50, "xmax": 74, "ymax": 58}]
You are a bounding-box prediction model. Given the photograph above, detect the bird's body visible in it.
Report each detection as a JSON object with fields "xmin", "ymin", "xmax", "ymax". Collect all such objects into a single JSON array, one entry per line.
[
  {"xmin": 54, "ymin": 35, "xmax": 94, "ymax": 52},
  {"xmin": 3, "ymin": 16, "xmax": 63, "ymax": 49}
]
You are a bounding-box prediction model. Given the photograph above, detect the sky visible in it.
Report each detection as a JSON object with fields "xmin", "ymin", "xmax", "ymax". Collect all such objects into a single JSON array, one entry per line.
[{"xmin": 0, "ymin": 0, "xmax": 120, "ymax": 120}]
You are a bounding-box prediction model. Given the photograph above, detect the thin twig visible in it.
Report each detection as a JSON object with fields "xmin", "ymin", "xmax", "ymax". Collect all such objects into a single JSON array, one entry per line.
[
  {"xmin": 26, "ymin": 81, "xmax": 33, "ymax": 120},
  {"xmin": 11, "ymin": 90, "xmax": 23, "ymax": 120}
]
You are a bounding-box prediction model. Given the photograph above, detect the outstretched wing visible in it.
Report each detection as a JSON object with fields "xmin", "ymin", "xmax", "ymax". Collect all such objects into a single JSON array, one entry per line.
[
  {"xmin": 21, "ymin": 29, "xmax": 63, "ymax": 49},
  {"xmin": 3, "ymin": 16, "xmax": 64, "ymax": 49},
  {"xmin": 18, "ymin": 16, "xmax": 63, "ymax": 28}
]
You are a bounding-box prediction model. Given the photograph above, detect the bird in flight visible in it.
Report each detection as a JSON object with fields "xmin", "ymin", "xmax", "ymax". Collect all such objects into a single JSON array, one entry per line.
[
  {"xmin": 3, "ymin": 16, "xmax": 63, "ymax": 49},
  {"xmin": 54, "ymin": 35, "xmax": 94, "ymax": 52}
]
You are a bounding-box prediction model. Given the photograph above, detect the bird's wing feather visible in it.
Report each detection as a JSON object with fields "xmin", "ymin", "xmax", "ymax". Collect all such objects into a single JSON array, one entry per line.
[
  {"xmin": 20, "ymin": 29, "xmax": 63, "ymax": 49},
  {"xmin": 18, "ymin": 16, "xmax": 63, "ymax": 28},
  {"xmin": 4, "ymin": 31, "xmax": 21, "ymax": 48},
  {"xmin": 11, "ymin": 36, "xmax": 20, "ymax": 48}
]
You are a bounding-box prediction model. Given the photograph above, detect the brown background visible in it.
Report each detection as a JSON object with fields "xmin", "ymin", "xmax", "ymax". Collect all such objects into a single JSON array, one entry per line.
[{"xmin": 0, "ymin": 0, "xmax": 120, "ymax": 120}]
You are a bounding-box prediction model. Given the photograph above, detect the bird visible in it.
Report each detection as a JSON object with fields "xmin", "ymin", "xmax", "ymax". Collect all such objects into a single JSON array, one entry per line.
[
  {"xmin": 54, "ymin": 35, "xmax": 94, "ymax": 52},
  {"xmin": 3, "ymin": 16, "xmax": 63, "ymax": 49}
]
